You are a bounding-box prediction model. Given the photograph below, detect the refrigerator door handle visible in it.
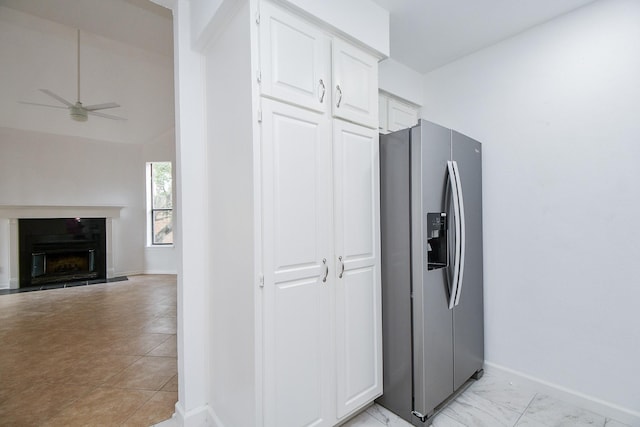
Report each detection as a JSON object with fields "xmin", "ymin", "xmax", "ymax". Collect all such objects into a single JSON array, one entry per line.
[
  {"xmin": 452, "ymin": 160, "xmax": 466, "ymax": 306},
  {"xmin": 447, "ymin": 161, "xmax": 461, "ymax": 310}
]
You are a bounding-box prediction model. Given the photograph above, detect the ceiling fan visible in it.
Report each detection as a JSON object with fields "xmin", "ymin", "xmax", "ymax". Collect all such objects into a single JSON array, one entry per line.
[{"xmin": 20, "ymin": 29, "xmax": 125, "ymax": 122}]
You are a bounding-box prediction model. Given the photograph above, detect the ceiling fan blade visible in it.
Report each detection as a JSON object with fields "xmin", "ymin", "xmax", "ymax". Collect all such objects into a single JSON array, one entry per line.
[
  {"xmin": 88, "ymin": 110, "xmax": 126, "ymax": 121},
  {"xmin": 19, "ymin": 101, "xmax": 68, "ymax": 109},
  {"xmin": 39, "ymin": 89, "xmax": 74, "ymax": 107},
  {"xmin": 84, "ymin": 102, "xmax": 120, "ymax": 111}
]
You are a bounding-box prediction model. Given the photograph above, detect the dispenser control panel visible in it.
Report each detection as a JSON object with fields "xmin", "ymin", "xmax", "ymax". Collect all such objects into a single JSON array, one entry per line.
[{"xmin": 427, "ymin": 212, "xmax": 447, "ymax": 270}]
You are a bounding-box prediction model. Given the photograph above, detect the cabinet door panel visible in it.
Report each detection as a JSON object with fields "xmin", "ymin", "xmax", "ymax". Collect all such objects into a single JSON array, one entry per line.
[
  {"xmin": 262, "ymin": 98, "xmax": 332, "ymax": 427},
  {"xmin": 336, "ymin": 267, "xmax": 380, "ymax": 414},
  {"xmin": 332, "ymin": 38, "xmax": 378, "ymax": 128},
  {"xmin": 266, "ymin": 277, "xmax": 329, "ymax": 427},
  {"xmin": 388, "ymin": 98, "xmax": 418, "ymax": 132},
  {"xmin": 260, "ymin": 1, "xmax": 329, "ymax": 113},
  {"xmin": 333, "ymin": 120, "xmax": 382, "ymax": 418}
]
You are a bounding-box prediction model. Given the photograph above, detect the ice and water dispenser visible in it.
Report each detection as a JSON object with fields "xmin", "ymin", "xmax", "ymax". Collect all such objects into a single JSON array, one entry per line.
[{"xmin": 427, "ymin": 212, "xmax": 448, "ymax": 270}]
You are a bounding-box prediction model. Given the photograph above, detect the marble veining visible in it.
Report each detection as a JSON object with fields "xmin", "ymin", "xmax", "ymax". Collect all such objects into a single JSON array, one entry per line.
[
  {"xmin": 344, "ymin": 385, "xmax": 632, "ymax": 427},
  {"xmin": 517, "ymin": 394, "xmax": 606, "ymax": 427},
  {"xmin": 366, "ymin": 403, "xmax": 411, "ymax": 426},
  {"xmin": 604, "ymin": 419, "xmax": 632, "ymax": 427},
  {"xmin": 467, "ymin": 371, "xmax": 537, "ymax": 413},
  {"xmin": 440, "ymin": 389, "xmax": 522, "ymax": 427}
]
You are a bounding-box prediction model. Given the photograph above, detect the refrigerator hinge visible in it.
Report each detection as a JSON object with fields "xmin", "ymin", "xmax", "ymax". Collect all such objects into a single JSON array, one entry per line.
[
  {"xmin": 411, "ymin": 411, "xmax": 428, "ymax": 422},
  {"xmin": 258, "ymin": 274, "xmax": 264, "ymax": 288},
  {"xmin": 257, "ymin": 109, "xmax": 262, "ymax": 123},
  {"xmin": 255, "ymin": 11, "xmax": 260, "ymax": 24},
  {"xmin": 256, "ymin": 69, "xmax": 262, "ymax": 84}
]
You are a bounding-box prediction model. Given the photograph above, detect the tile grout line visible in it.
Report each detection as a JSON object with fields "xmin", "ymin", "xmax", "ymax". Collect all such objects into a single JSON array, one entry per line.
[
  {"xmin": 118, "ymin": 389, "xmax": 160, "ymax": 427},
  {"xmin": 511, "ymin": 392, "xmax": 538, "ymax": 427}
]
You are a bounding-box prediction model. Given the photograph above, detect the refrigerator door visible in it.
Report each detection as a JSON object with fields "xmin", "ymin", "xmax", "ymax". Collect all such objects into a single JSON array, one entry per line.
[
  {"xmin": 452, "ymin": 131, "xmax": 484, "ymax": 390},
  {"xmin": 411, "ymin": 121, "xmax": 454, "ymax": 420}
]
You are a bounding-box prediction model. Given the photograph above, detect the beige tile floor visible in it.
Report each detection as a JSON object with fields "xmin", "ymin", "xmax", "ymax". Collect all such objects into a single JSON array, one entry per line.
[{"xmin": 0, "ymin": 275, "xmax": 177, "ymax": 426}]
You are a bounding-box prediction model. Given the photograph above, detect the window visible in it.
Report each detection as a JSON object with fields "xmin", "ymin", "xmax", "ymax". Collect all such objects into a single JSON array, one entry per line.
[{"xmin": 148, "ymin": 162, "xmax": 173, "ymax": 245}]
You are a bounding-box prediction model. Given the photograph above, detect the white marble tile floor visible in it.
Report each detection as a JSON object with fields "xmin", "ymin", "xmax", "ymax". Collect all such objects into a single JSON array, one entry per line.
[{"xmin": 341, "ymin": 371, "xmax": 631, "ymax": 427}]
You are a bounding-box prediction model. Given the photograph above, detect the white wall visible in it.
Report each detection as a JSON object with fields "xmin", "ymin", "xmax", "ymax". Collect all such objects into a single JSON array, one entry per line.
[
  {"xmin": 0, "ymin": 219, "xmax": 9, "ymax": 287},
  {"xmin": 0, "ymin": 127, "xmax": 145, "ymax": 281},
  {"xmin": 421, "ymin": 0, "xmax": 640, "ymax": 418},
  {"xmin": 205, "ymin": 1, "xmax": 258, "ymax": 425},
  {"xmin": 170, "ymin": 0, "xmax": 211, "ymax": 423},
  {"xmin": 378, "ymin": 58, "xmax": 423, "ymax": 106},
  {"xmin": 0, "ymin": 4, "xmax": 177, "ymax": 286}
]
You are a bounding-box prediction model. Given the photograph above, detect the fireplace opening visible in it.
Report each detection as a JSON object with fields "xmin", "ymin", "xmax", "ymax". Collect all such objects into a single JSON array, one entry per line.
[{"xmin": 19, "ymin": 218, "xmax": 106, "ymax": 288}]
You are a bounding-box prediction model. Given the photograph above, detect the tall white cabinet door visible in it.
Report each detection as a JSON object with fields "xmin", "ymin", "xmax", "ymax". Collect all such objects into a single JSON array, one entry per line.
[
  {"xmin": 332, "ymin": 120, "xmax": 382, "ymax": 418},
  {"xmin": 261, "ymin": 98, "xmax": 333, "ymax": 427},
  {"xmin": 259, "ymin": 1, "xmax": 330, "ymax": 113},
  {"xmin": 332, "ymin": 38, "xmax": 378, "ymax": 129}
]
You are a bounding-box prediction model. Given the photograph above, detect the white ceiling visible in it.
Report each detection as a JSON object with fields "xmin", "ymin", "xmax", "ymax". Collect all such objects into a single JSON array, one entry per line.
[
  {"xmin": 0, "ymin": 0, "xmax": 172, "ymax": 57},
  {"xmin": 371, "ymin": 0, "xmax": 599, "ymax": 73},
  {"xmin": 0, "ymin": 0, "xmax": 602, "ymax": 145},
  {"xmin": 0, "ymin": 0, "xmax": 174, "ymax": 145}
]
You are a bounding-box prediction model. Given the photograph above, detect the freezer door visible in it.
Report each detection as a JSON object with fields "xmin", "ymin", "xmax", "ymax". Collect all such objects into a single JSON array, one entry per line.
[
  {"xmin": 452, "ymin": 131, "xmax": 485, "ymax": 390},
  {"xmin": 411, "ymin": 121, "xmax": 454, "ymax": 420}
]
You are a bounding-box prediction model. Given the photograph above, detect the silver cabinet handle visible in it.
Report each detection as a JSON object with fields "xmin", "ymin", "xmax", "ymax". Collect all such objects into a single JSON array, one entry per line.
[
  {"xmin": 338, "ymin": 256, "xmax": 344, "ymax": 279},
  {"xmin": 336, "ymin": 84, "xmax": 343, "ymax": 108},
  {"xmin": 318, "ymin": 79, "xmax": 326, "ymax": 103},
  {"xmin": 322, "ymin": 258, "xmax": 328, "ymax": 283}
]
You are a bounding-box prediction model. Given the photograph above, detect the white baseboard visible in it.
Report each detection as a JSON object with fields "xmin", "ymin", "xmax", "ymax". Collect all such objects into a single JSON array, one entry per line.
[
  {"xmin": 174, "ymin": 401, "xmax": 217, "ymax": 427},
  {"xmin": 115, "ymin": 270, "xmax": 144, "ymax": 278},
  {"xmin": 144, "ymin": 270, "xmax": 178, "ymax": 275},
  {"xmin": 485, "ymin": 361, "xmax": 640, "ymax": 426}
]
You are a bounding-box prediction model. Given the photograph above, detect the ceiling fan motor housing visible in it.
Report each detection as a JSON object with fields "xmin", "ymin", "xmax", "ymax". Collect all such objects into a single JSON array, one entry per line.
[{"xmin": 70, "ymin": 103, "xmax": 88, "ymax": 122}]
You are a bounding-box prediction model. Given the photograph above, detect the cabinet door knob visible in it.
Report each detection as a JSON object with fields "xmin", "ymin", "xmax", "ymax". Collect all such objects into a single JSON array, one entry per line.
[
  {"xmin": 318, "ymin": 79, "xmax": 326, "ymax": 103},
  {"xmin": 336, "ymin": 84, "xmax": 343, "ymax": 108},
  {"xmin": 338, "ymin": 256, "xmax": 344, "ymax": 279},
  {"xmin": 322, "ymin": 258, "xmax": 328, "ymax": 283}
]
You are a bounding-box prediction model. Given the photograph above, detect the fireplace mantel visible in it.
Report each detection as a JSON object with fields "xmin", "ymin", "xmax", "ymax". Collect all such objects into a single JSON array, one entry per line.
[{"xmin": 0, "ymin": 205, "xmax": 124, "ymax": 219}]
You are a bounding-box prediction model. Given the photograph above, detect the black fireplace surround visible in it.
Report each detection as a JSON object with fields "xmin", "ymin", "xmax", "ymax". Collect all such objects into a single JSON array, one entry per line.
[{"xmin": 18, "ymin": 218, "xmax": 107, "ymax": 288}]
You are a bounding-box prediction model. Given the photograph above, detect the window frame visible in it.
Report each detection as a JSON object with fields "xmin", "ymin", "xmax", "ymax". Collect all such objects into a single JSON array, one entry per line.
[{"xmin": 147, "ymin": 161, "xmax": 174, "ymax": 246}]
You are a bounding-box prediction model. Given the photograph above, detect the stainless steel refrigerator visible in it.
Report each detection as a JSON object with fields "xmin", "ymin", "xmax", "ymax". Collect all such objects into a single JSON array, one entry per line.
[{"xmin": 377, "ymin": 119, "xmax": 484, "ymax": 425}]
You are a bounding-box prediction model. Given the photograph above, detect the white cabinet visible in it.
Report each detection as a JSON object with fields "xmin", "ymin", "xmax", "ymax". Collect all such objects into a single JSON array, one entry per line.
[
  {"xmin": 378, "ymin": 93, "xmax": 419, "ymax": 133},
  {"xmin": 261, "ymin": 98, "xmax": 333, "ymax": 427},
  {"xmin": 258, "ymin": 2, "xmax": 382, "ymax": 425},
  {"xmin": 259, "ymin": 1, "xmax": 330, "ymax": 113},
  {"xmin": 333, "ymin": 120, "xmax": 382, "ymax": 417},
  {"xmin": 378, "ymin": 94, "xmax": 388, "ymax": 133},
  {"xmin": 260, "ymin": 2, "xmax": 378, "ymax": 129},
  {"xmin": 388, "ymin": 98, "xmax": 419, "ymax": 132},
  {"xmin": 332, "ymin": 38, "xmax": 379, "ymax": 128}
]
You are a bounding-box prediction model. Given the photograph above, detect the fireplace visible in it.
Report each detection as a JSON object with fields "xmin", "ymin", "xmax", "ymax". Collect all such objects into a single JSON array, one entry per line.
[{"xmin": 19, "ymin": 218, "xmax": 106, "ymax": 288}]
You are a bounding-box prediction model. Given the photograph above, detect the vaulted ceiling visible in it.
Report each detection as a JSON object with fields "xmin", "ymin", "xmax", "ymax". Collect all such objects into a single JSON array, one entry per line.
[{"xmin": 0, "ymin": 0, "xmax": 173, "ymax": 145}]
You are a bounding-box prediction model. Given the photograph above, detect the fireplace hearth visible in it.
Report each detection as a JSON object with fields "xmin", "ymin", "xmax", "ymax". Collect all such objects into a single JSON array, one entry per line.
[{"xmin": 19, "ymin": 218, "xmax": 106, "ymax": 288}]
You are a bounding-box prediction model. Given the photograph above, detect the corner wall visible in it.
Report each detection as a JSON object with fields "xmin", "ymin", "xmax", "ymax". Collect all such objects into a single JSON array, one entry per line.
[{"xmin": 421, "ymin": 0, "xmax": 640, "ymax": 420}]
